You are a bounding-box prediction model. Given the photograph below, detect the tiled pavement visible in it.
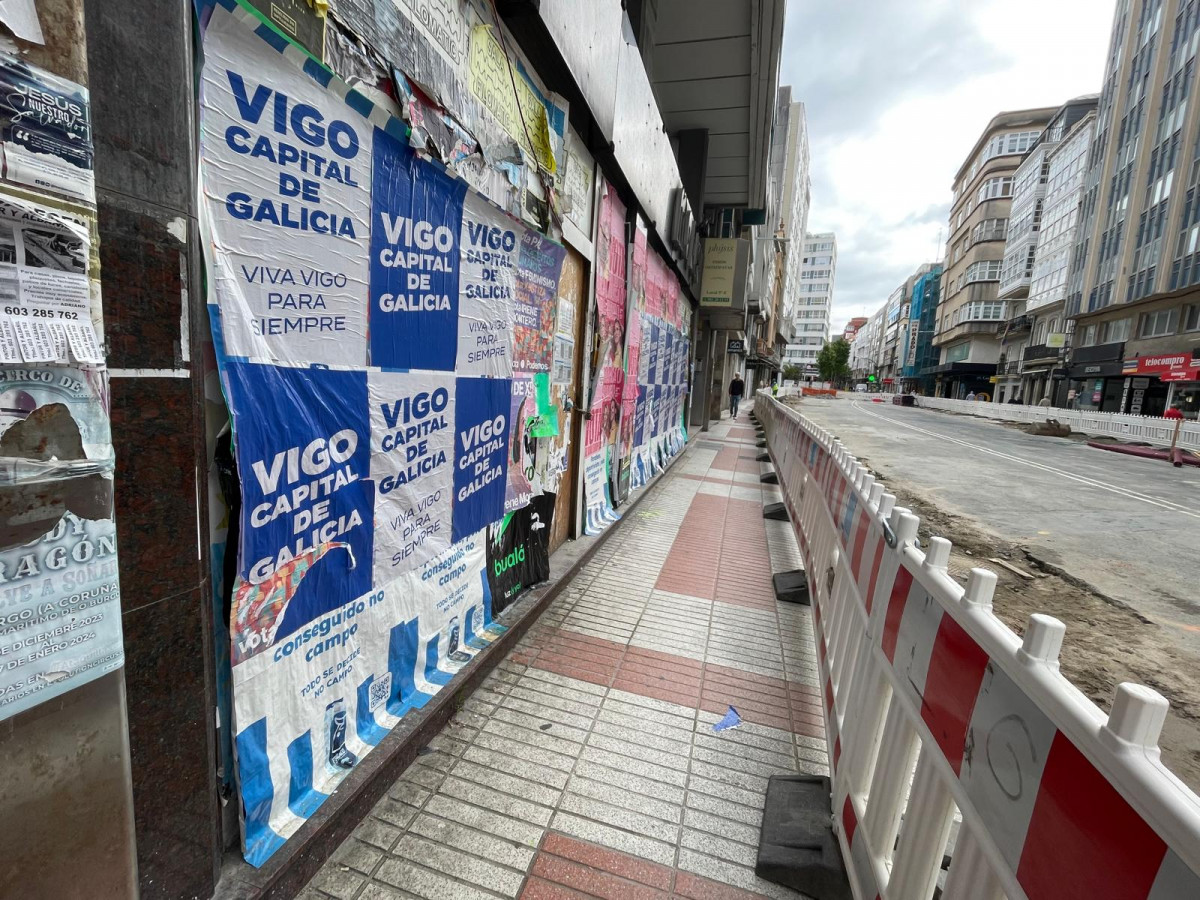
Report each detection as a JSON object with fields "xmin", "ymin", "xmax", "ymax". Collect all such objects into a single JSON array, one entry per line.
[{"xmin": 303, "ymin": 416, "xmax": 826, "ymax": 900}]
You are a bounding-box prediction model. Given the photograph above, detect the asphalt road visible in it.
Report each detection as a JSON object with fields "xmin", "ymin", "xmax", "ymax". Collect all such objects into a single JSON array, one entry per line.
[{"xmin": 795, "ymin": 396, "xmax": 1200, "ymax": 650}]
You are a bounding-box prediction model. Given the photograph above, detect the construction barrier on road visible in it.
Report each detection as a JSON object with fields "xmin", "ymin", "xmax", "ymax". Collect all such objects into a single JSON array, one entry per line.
[
  {"xmin": 856, "ymin": 393, "xmax": 1200, "ymax": 451},
  {"xmin": 755, "ymin": 391, "xmax": 1200, "ymax": 900}
]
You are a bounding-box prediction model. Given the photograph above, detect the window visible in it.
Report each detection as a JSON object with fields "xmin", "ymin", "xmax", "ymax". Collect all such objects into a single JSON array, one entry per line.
[
  {"xmin": 972, "ymin": 218, "xmax": 1008, "ymax": 243},
  {"xmin": 1100, "ymin": 317, "xmax": 1131, "ymax": 342},
  {"xmin": 1034, "ymin": 322, "xmax": 1046, "ymax": 343},
  {"xmin": 945, "ymin": 343, "xmax": 971, "ymax": 363},
  {"xmin": 1184, "ymin": 304, "xmax": 1200, "ymax": 331},
  {"xmin": 1139, "ymin": 307, "xmax": 1180, "ymax": 336},
  {"xmin": 959, "ymin": 300, "xmax": 1006, "ymax": 321},
  {"xmin": 965, "ymin": 259, "xmax": 1003, "ymax": 284},
  {"xmin": 1081, "ymin": 324, "xmax": 1097, "ymax": 346},
  {"xmin": 978, "ymin": 177, "xmax": 1015, "ymax": 203}
]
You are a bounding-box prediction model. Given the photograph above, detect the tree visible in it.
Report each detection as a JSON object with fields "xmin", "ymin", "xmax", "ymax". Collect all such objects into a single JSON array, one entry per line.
[
  {"xmin": 783, "ymin": 364, "xmax": 802, "ymax": 381},
  {"xmin": 817, "ymin": 338, "xmax": 851, "ymax": 386}
]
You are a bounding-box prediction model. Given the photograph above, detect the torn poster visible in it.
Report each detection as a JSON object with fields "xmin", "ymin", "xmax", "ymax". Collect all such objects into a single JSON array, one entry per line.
[
  {"xmin": 0, "ymin": 55, "xmax": 93, "ymax": 202},
  {"xmin": 0, "ymin": 365, "xmax": 122, "ymax": 721},
  {"xmin": 0, "ymin": 190, "xmax": 102, "ymax": 364}
]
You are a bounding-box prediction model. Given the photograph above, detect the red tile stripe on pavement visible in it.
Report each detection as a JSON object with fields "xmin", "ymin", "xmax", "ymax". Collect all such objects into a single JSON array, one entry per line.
[
  {"xmin": 514, "ymin": 625, "xmax": 824, "ymax": 739},
  {"xmin": 657, "ymin": 494, "xmax": 776, "ymax": 610},
  {"xmin": 520, "ymin": 832, "xmax": 776, "ymax": 900}
]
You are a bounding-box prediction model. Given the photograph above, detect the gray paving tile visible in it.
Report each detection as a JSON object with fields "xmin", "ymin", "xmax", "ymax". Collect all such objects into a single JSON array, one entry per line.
[
  {"xmin": 572, "ymin": 758, "xmax": 687, "ymax": 805},
  {"xmin": 472, "ymin": 731, "xmax": 578, "ymax": 773},
  {"xmin": 579, "ymin": 744, "xmax": 689, "ymax": 788},
  {"xmin": 355, "ymin": 815, "xmax": 403, "ymax": 851},
  {"xmin": 330, "ymin": 838, "xmax": 383, "ymax": 875},
  {"xmin": 449, "ymin": 757, "xmax": 562, "ymax": 808},
  {"xmin": 374, "ymin": 857, "xmax": 503, "ymax": 900},
  {"xmin": 438, "ymin": 774, "xmax": 555, "ymax": 827},
  {"xmin": 402, "ymin": 763, "xmax": 448, "ymax": 791},
  {"xmin": 693, "ymin": 732, "xmax": 797, "ymax": 770},
  {"xmin": 519, "ymin": 667, "xmax": 608, "ymax": 696},
  {"xmin": 689, "ymin": 760, "xmax": 770, "ymax": 794},
  {"xmin": 393, "ymin": 835, "xmax": 525, "ymax": 897},
  {"xmin": 490, "ymin": 705, "xmax": 591, "ymax": 745},
  {"xmin": 482, "ymin": 717, "xmax": 587, "ymax": 758},
  {"xmin": 683, "ymin": 808, "xmax": 761, "ymax": 845},
  {"xmin": 355, "ymin": 882, "xmax": 411, "ymax": 900},
  {"xmin": 566, "ymin": 774, "xmax": 683, "ymax": 824},
  {"xmin": 409, "ymin": 813, "xmax": 537, "ymax": 871},
  {"xmin": 685, "ymin": 789, "xmax": 764, "ymax": 828},
  {"xmin": 596, "ymin": 705, "xmax": 695, "ymax": 744},
  {"xmin": 422, "ymin": 794, "xmax": 545, "ymax": 848},
  {"xmin": 590, "ymin": 718, "xmax": 693, "ymax": 757},
  {"xmin": 550, "ymin": 811, "xmax": 677, "ymax": 866},
  {"xmin": 307, "ymin": 866, "xmax": 364, "ymax": 900},
  {"xmin": 507, "ymin": 683, "xmax": 603, "ymax": 718},
  {"xmin": 601, "ymin": 695, "xmax": 696, "ymax": 731},
  {"xmin": 587, "ymin": 732, "xmax": 691, "ymax": 771},
  {"xmin": 386, "ymin": 776, "xmax": 433, "ymax": 807},
  {"xmin": 558, "ymin": 792, "xmax": 680, "ymax": 844},
  {"xmin": 500, "ymin": 693, "xmax": 596, "ymax": 731},
  {"xmin": 686, "ymin": 772, "xmax": 768, "ymax": 806},
  {"xmin": 605, "ymin": 688, "xmax": 698, "ymax": 720}
]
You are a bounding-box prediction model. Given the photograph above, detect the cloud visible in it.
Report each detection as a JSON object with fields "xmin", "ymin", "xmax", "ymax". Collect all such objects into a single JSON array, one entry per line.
[
  {"xmin": 777, "ymin": 0, "xmax": 1114, "ymax": 335},
  {"xmin": 781, "ymin": 0, "xmax": 1009, "ymax": 141}
]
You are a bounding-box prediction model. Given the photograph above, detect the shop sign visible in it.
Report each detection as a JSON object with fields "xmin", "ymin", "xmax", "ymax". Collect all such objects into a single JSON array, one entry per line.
[
  {"xmin": 700, "ymin": 238, "xmax": 740, "ymax": 307},
  {"xmin": 1046, "ymin": 332, "xmax": 1067, "ymax": 348},
  {"xmin": 1122, "ymin": 353, "xmax": 1200, "ymax": 379},
  {"xmin": 727, "ymin": 339, "xmax": 745, "ymax": 353}
]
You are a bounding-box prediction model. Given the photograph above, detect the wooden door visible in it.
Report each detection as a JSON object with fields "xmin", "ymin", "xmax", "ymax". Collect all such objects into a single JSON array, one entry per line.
[{"xmin": 547, "ymin": 246, "xmax": 588, "ymax": 553}]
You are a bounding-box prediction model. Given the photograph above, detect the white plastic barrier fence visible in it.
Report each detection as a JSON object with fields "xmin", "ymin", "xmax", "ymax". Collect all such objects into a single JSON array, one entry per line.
[
  {"xmin": 755, "ymin": 392, "xmax": 1200, "ymax": 900},
  {"xmin": 851, "ymin": 393, "xmax": 1199, "ymax": 451}
]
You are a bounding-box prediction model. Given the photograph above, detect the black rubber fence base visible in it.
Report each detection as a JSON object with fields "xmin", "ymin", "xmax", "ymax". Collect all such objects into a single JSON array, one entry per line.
[
  {"xmin": 756, "ymin": 440, "xmax": 767, "ymax": 448},
  {"xmin": 756, "ymin": 453, "xmax": 770, "ymax": 462},
  {"xmin": 756, "ymin": 775, "xmax": 850, "ymax": 900},
  {"xmin": 772, "ymin": 570, "xmax": 809, "ymax": 605},
  {"xmin": 763, "ymin": 502, "xmax": 788, "ymax": 520},
  {"xmin": 760, "ymin": 471, "xmax": 778, "ymax": 484}
]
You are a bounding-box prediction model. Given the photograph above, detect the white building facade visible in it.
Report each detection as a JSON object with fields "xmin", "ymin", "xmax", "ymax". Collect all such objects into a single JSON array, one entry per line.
[
  {"xmin": 783, "ymin": 232, "xmax": 836, "ymax": 374},
  {"xmin": 778, "ymin": 100, "xmax": 812, "ymax": 338}
]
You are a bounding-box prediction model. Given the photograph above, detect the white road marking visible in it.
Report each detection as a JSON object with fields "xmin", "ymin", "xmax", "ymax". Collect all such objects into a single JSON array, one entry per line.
[{"xmin": 849, "ymin": 402, "xmax": 1200, "ymax": 520}]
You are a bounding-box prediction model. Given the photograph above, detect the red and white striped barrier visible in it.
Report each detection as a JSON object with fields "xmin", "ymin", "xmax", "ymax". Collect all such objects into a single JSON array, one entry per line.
[{"xmin": 755, "ymin": 392, "xmax": 1200, "ymax": 900}]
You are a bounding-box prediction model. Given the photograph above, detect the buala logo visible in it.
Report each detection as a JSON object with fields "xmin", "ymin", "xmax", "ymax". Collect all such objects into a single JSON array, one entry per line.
[{"xmin": 493, "ymin": 546, "xmax": 525, "ymax": 576}]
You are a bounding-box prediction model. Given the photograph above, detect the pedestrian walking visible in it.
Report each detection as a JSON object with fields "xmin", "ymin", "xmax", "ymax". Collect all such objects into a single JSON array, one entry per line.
[
  {"xmin": 729, "ymin": 372, "xmax": 745, "ymax": 419},
  {"xmin": 965, "ymin": 390, "xmax": 977, "ymax": 401},
  {"xmin": 771, "ymin": 381, "xmax": 780, "ymax": 398},
  {"xmin": 1038, "ymin": 395, "xmax": 1052, "ymax": 407}
]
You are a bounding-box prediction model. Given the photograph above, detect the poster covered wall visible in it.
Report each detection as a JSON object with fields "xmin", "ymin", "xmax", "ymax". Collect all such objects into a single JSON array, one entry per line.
[
  {"xmin": 0, "ymin": 55, "xmax": 123, "ymax": 725},
  {"xmin": 197, "ymin": 0, "xmax": 569, "ymax": 864},
  {"xmin": 582, "ymin": 181, "xmax": 625, "ymax": 534}
]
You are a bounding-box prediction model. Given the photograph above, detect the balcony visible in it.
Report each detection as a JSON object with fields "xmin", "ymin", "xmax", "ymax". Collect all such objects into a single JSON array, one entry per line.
[
  {"xmin": 1004, "ymin": 314, "xmax": 1032, "ymax": 334},
  {"xmin": 1022, "ymin": 343, "xmax": 1063, "ymax": 366},
  {"xmin": 932, "ymin": 319, "xmax": 1005, "ymax": 346}
]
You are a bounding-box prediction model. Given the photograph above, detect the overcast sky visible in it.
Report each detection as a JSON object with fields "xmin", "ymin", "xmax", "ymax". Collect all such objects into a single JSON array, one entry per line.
[{"xmin": 779, "ymin": 0, "xmax": 1116, "ymax": 335}]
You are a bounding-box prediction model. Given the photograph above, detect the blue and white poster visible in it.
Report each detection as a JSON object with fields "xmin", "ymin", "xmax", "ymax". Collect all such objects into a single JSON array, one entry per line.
[
  {"xmin": 369, "ymin": 127, "xmax": 466, "ymax": 371},
  {"xmin": 197, "ymin": 0, "xmax": 550, "ymax": 866},
  {"xmin": 197, "ymin": 5, "xmax": 372, "ymax": 367},
  {"xmin": 452, "ymin": 376, "xmax": 512, "ymax": 541},
  {"xmin": 369, "ymin": 370, "xmax": 456, "ymax": 581}
]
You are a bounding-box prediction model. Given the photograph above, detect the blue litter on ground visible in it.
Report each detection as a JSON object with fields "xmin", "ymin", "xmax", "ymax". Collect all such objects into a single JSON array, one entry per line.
[{"xmin": 713, "ymin": 706, "xmax": 742, "ymax": 732}]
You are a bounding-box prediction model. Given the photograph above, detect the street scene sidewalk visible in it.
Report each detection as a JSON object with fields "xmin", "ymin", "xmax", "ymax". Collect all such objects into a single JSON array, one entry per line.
[{"xmin": 302, "ymin": 418, "xmax": 826, "ymax": 900}]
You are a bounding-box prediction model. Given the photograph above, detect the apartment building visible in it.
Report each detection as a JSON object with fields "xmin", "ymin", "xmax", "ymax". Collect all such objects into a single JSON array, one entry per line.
[
  {"xmin": 784, "ymin": 232, "xmax": 836, "ymax": 374},
  {"xmin": 1065, "ymin": 0, "xmax": 1200, "ymax": 418},
  {"xmin": 935, "ymin": 107, "xmax": 1057, "ymax": 398},
  {"xmin": 996, "ymin": 96, "xmax": 1099, "ymax": 403}
]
